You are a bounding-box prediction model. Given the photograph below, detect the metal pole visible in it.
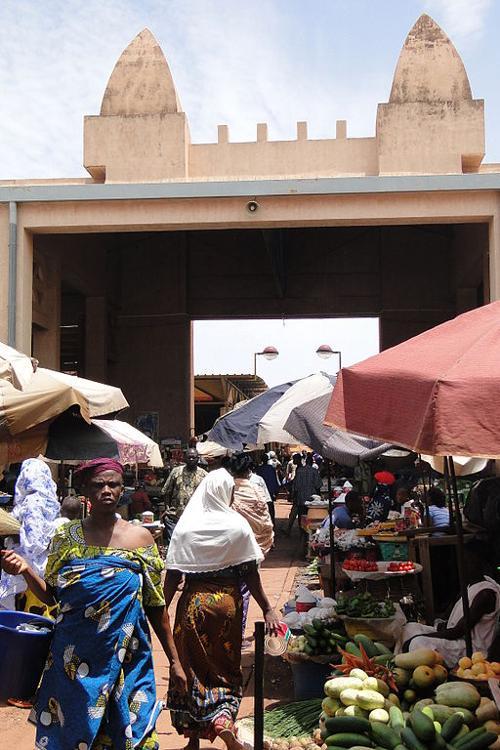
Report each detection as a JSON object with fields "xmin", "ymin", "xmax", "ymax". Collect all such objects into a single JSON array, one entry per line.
[
  {"xmin": 418, "ymin": 455, "xmax": 431, "ymax": 526},
  {"xmin": 326, "ymin": 459, "xmax": 336, "ymax": 597},
  {"xmin": 337, "ymin": 351, "xmax": 342, "ymax": 371},
  {"xmin": 254, "ymin": 352, "xmax": 258, "ymax": 377},
  {"xmin": 8, "ymin": 201, "xmax": 17, "ymax": 347},
  {"xmin": 449, "ymin": 457, "xmax": 473, "ymax": 657},
  {"xmin": 443, "ymin": 457, "xmax": 455, "ymax": 533},
  {"xmin": 254, "ymin": 620, "xmax": 265, "ymax": 750}
]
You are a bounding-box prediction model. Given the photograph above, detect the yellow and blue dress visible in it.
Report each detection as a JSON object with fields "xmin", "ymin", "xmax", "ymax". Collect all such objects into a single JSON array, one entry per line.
[{"xmin": 34, "ymin": 520, "xmax": 165, "ymax": 750}]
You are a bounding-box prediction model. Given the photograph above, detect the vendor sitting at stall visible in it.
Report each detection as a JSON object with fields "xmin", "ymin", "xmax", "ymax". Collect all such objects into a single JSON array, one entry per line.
[
  {"xmin": 389, "ymin": 486, "xmax": 422, "ymax": 525},
  {"xmin": 397, "ymin": 554, "xmax": 500, "ymax": 666},
  {"xmin": 366, "ymin": 471, "xmax": 396, "ymax": 523},
  {"xmin": 321, "ymin": 490, "xmax": 364, "ymax": 530}
]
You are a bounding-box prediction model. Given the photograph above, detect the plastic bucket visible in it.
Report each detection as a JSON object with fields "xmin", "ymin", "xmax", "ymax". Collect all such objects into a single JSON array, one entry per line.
[
  {"xmin": 0, "ymin": 610, "xmax": 53, "ymax": 700},
  {"xmin": 290, "ymin": 660, "xmax": 332, "ymax": 700}
]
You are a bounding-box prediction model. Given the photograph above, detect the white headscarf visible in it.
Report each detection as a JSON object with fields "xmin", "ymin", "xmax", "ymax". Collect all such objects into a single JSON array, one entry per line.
[
  {"xmin": 166, "ymin": 468, "xmax": 264, "ymax": 574},
  {"xmin": 0, "ymin": 458, "xmax": 60, "ymax": 604}
]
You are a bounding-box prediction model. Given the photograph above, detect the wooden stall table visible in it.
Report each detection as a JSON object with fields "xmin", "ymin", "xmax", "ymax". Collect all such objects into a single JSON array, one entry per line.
[{"xmin": 404, "ymin": 529, "xmax": 476, "ymax": 624}]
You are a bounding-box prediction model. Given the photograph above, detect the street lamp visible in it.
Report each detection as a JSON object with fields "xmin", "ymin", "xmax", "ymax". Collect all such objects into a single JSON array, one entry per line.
[
  {"xmin": 254, "ymin": 346, "xmax": 279, "ymax": 376},
  {"xmin": 316, "ymin": 344, "xmax": 342, "ymax": 371}
]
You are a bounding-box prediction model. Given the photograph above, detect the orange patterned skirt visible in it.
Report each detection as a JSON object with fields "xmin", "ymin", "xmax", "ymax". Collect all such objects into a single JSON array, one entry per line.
[{"xmin": 167, "ymin": 577, "xmax": 243, "ymax": 740}]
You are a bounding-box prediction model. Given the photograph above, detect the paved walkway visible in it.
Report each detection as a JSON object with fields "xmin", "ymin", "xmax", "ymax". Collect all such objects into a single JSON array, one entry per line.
[{"xmin": 0, "ymin": 500, "xmax": 302, "ymax": 749}]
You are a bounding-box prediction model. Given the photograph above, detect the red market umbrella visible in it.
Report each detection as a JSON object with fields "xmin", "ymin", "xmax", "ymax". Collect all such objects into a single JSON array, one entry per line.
[
  {"xmin": 325, "ymin": 301, "xmax": 500, "ymax": 458},
  {"xmin": 324, "ymin": 302, "xmax": 500, "ymax": 656}
]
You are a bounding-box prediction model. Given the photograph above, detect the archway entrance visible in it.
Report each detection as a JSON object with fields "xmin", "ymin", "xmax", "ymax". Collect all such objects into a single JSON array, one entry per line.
[{"xmin": 32, "ymin": 220, "xmax": 488, "ymax": 441}]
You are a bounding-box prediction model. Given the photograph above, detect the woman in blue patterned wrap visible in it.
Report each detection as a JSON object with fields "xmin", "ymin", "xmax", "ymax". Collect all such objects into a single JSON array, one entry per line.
[{"xmin": 0, "ymin": 457, "xmax": 187, "ymax": 750}]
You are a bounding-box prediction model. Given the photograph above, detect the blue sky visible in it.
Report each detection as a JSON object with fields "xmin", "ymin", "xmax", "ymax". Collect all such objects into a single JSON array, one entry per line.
[
  {"xmin": 0, "ymin": 0, "xmax": 498, "ymax": 178},
  {"xmin": 0, "ymin": 1, "xmax": 496, "ymax": 384}
]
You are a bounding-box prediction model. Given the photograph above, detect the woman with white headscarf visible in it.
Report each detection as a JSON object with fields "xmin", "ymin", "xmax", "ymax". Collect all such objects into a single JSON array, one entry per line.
[
  {"xmin": 165, "ymin": 468, "xmax": 279, "ymax": 750},
  {"xmin": 0, "ymin": 458, "xmax": 60, "ymax": 611}
]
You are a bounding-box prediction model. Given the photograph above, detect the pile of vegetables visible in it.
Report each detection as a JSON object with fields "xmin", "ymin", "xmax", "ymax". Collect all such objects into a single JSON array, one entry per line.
[
  {"xmin": 234, "ymin": 699, "xmax": 325, "ymax": 750},
  {"xmin": 263, "ymin": 699, "xmax": 323, "ymax": 740},
  {"xmin": 392, "ymin": 648, "xmax": 449, "ymax": 708},
  {"xmin": 316, "ymin": 667, "xmax": 500, "ymax": 750},
  {"xmin": 335, "ymin": 592, "xmax": 396, "ymax": 619},
  {"xmin": 288, "ymin": 619, "xmax": 347, "ymax": 658},
  {"xmin": 456, "ymin": 652, "xmax": 500, "ymax": 681}
]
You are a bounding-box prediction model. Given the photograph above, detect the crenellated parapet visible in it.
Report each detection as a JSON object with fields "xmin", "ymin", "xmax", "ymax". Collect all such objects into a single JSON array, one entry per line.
[{"xmin": 83, "ymin": 16, "xmax": 485, "ymax": 183}]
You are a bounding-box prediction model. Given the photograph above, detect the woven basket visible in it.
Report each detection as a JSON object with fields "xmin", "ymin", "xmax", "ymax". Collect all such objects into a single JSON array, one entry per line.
[{"xmin": 0, "ymin": 508, "xmax": 21, "ymax": 535}]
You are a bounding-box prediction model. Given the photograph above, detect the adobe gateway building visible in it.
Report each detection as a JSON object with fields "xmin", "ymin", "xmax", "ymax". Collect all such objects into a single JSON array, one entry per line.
[{"xmin": 0, "ymin": 15, "xmax": 497, "ymax": 440}]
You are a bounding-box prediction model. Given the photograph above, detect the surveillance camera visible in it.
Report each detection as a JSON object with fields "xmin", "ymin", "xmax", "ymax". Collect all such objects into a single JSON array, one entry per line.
[{"xmin": 247, "ymin": 200, "xmax": 259, "ymax": 213}]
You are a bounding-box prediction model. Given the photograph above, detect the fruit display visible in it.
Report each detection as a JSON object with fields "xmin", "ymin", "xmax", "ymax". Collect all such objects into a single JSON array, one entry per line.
[
  {"xmin": 388, "ymin": 561, "xmax": 415, "ymax": 572},
  {"xmin": 455, "ymin": 652, "xmax": 500, "ymax": 681},
  {"xmin": 343, "ymin": 560, "xmax": 379, "ymax": 572},
  {"xmin": 287, "ymin": 619, "xmax": 347, "ymax": 659},
  {"xmin": 392, "ymin": 648, "xmax": 450, "ymax": 703},
  {"xmin": 316, "ymin": 667, "xmax": 500, "ymax": 750},
  {"xmin": 336, "ymin": 592, "xmax": 396, "ymax": 619}
]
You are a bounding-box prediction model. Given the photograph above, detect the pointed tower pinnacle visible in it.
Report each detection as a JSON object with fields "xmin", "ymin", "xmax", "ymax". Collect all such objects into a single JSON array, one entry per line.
[
  {"xmin": 390, "ymin": 14, "xmax": 472, "ymax": 103},
  {"xmin": 100, "ymin": 28, "xmax": 181, "ymax": 116}
]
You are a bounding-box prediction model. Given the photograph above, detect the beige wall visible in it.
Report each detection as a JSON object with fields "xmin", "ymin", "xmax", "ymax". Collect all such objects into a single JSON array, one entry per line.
[{"xmin": 0, "ymin": 205, "xmax": 9, "ymax": 344}]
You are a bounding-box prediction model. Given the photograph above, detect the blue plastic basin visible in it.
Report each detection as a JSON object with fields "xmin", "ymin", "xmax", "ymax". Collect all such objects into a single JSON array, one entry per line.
[{"xmin": 0, "ymin": 610, "xmax": 53, "ymax": 700}]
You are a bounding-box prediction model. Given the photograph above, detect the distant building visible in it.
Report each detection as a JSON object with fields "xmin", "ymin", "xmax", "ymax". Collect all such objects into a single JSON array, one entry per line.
[
  {"xmin": 0, "ymin": 14, "xmax": 496, "ymax": 439},
  {"xmin": 194, "ymin": 374, "xmax": 267, "ymax": 435}
]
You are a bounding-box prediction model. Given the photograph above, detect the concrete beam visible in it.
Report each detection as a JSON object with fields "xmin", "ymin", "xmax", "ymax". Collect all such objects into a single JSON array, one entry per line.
[{"xmin": 3, "ymin": 173, "xmax": 500, "ymax": 204}]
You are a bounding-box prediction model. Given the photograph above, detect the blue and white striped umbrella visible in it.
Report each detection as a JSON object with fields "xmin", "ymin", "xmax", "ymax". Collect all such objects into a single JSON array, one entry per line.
[
  {"xmin": 208, "ymin": 371, "xmax": 397, "ymax": 466},
  {"xmin": 208, "ymin": 373, "xmax": 332, "ymax": 450}
]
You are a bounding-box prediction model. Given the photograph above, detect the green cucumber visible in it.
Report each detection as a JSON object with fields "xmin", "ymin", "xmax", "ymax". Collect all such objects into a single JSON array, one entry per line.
[
  {"xmin": 345, "ymin": 641, "xmax": 362, "ymax": 657},
  {"xmin": 430, "ymin": 733, "xmax": 447, "ymax": 750},
  {"xmin": 374, "ymin": 641, "xmax": 393, "ymax": 655},
  {"xmin": 453, "ymin": 728, "xmax": 486, "ymax": 749},
  {"xmin": 325, "ymin": 733, "xmax": 373, "ymax": 747},
  {"xmin": 325, "ymin": 717, "xmax": 371, "ymax": 735},
  {"xmin": 411, "ymin": 709, "xmax": 436, "ymax": 742},
  {"xmin": 370, "ymin": 722, "xmax": 401, "ymax": 749},
  {"xmin": 441, "ymin": 715, "xmax": 464, "ymax": 743},
  {"xmin": 354, "ymin": 633, "xmax": 379, "ymax": 657},
  {"xmin": 303, "ymin": 624, "xmax": 316, "ymax": 636},
  {"xmin": 427, "ymin": 706, "xmax": 475, "ymax": 727},
  {"xmin": 389, "ymin": 706, "xmax": 405, "ymax": 732},
  {"xmin": 374, "ymin": 654, "xmax": 394, "ymax": 665},
  {"xmin": 456, "ymin": 732, "xmax": 497, "ymax": 750},
  {"xmin": 400, "ymin": 727, "xmax": 427, "ymax": 750}
]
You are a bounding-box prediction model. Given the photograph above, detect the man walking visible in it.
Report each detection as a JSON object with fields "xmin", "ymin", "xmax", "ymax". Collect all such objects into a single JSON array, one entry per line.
[
  {"xmin": 287, "ymin": 454, "xmax": 321, "ymax": 534},
  {"xmin": 161, "ymin": 447, "xmax": 207, "ymax": 544}
]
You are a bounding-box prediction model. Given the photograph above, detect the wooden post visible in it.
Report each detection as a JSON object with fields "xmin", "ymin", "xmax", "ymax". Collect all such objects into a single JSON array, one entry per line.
[{"xmin": 254, "ymin": 620, "xmax": 265, "ymax": 750}]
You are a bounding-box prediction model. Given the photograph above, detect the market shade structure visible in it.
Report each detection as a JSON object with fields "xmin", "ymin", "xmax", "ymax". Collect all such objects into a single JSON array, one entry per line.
[
  {"xmin": 284, "ymin": 390, "xmax": 394, "ymax": 467},
  {"xmin": 0, "ymin": 367, "xmax": 129, "ymax": 466},
  {"xmin": 0, "ymin": 342, "xmax": 37, "ymax": 390},
  {"xmin": 196, "ymin": 440, "xmax": 229, "ymax": 459},
  {"xmin": 45, "ymin": 414, "xmax": 163, "ymax": 467},
  {"xmin": 208, "ymin": 373, "xmax": 332, "ymax": 450},
  {"xmin": 325, "ymin": 301, "xmax": 500, "ymax": 458},
  {"xmin": 323, "ymin": 302, "xmax": 500, "ymax": 656}
]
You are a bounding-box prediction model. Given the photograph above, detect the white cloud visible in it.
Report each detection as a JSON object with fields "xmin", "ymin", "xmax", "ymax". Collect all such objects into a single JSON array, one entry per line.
[
  {"xmin": 425, "ymin": 0, "xmax": 492, "ymax": 44},
  {"xmin": 0, "ymin": 0, "xmax": 390, "ymax": 179}
]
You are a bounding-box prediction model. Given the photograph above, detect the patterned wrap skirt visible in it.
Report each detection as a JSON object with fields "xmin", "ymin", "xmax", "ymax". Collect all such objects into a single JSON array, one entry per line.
[{"xmin": 167, "ymin": 577, "xmax": 243, "ymax": 740}]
